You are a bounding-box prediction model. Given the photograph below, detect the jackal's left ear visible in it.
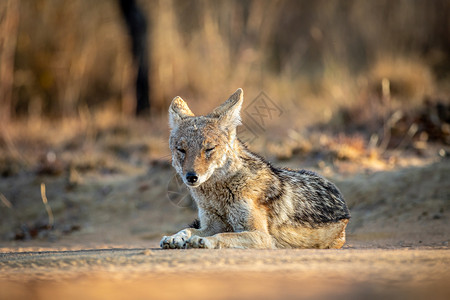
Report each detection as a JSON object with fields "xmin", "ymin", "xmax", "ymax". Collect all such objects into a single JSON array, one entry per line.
[
  {"xmin": 208, "ymin": 88, "xmax": 243, "ymax": 129},
  {"xmin": 169, "ymin": 96, "xmax": 195, "ymax": 129}
]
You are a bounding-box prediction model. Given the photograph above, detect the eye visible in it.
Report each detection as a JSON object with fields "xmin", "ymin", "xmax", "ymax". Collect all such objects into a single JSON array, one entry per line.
[
  {"xmin": 205, "ymin": 146, "xmax": 215, "ymax": 153},
  {"xmin": 176, "ymin": 148, "xmax": 186, "ymax": 154}
]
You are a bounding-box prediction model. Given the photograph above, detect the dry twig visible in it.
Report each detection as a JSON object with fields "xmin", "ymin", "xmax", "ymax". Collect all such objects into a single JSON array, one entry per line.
[{"xmin": 40, "ymin": 183, "xmax": 54, "ymax": 229}]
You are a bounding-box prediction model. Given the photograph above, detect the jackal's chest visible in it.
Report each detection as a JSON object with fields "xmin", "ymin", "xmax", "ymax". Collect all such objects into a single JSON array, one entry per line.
[{"xmin": 190, "ymin": 188, "xmax": 251, "ymax": 232}]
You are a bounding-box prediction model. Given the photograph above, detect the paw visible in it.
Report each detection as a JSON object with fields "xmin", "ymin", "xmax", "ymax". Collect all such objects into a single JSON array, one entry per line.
[
  {"xmin": 160, "ymin": 231, "xmax": 189, "ymax": 249},
  {"xmin": 186, "ymin": 235, "xmax": 214, "ymax": 249}
]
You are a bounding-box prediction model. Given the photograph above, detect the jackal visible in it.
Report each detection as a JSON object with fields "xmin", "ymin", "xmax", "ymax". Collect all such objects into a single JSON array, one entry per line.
[{"xmin": 160, "ymin": 89, "xmax": 350, "ymax": 249}]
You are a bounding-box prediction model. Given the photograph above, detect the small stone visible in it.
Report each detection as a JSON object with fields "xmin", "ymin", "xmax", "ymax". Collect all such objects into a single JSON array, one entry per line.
[
  {"xmin": 432, "ymin": 214, "xmax": 442, "ymax": 220},
  {"xmin": 142, "ymin": 249, "xmax": 153, "ymax": 255}
]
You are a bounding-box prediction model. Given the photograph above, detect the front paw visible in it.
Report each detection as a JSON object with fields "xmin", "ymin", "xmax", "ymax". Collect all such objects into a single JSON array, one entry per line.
[
  {"xmin": 160, "ymin": 232, "xmax": 188, "ymax": 249},
  {"xmin": 186, "ymin": 235, "xmax": 215, "ymax": 249}
]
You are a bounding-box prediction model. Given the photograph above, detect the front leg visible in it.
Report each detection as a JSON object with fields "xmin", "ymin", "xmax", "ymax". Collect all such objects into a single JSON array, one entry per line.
[
  {"xmin": 186, "ymin": 231, "xmax": 275, "ymax": 249},
  {"xmin": 160, "ymin": 211, "xmax": 227, "ymax": 249},
  {"xmin": 160, "ymin": 227, "xmax": 209, "ymax": 249}
]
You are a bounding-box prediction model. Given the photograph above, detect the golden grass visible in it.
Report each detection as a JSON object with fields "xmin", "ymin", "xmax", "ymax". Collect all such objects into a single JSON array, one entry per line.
[
  {"xmin": 369, "ymin": 56, "xmax": 435, "ymax": 105},
  {"xmin": 40, "ymin": 183, "xmax": 54, "ymax": 229},
  {"xmin": 0, "ymin": 0, "xmax": 447, "ymax": 123}
]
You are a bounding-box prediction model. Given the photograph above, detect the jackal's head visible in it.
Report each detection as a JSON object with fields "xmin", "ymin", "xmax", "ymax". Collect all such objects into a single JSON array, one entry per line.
[{"xmin": 168, "ymin": 88, "xmax": 243, "ymax": 187}]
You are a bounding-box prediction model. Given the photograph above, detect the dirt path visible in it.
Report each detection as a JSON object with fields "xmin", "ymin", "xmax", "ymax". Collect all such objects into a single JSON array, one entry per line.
[
  {"xmin": 1, "ymin": 119, "xmax": 449, "ymax": 299},
  {"xmin": 1, "ymin": 246, "xmax": 449, "ymax": 300}
]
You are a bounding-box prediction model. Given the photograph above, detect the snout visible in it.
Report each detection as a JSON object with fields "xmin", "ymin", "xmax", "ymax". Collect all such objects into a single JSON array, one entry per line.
[{"xmin": 185, "ymin": 172, "xmax": 199, "ymax": 186}]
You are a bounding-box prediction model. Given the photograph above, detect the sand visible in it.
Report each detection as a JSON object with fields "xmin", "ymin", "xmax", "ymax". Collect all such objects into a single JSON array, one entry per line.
[
  {"xmin": 0, "ymin": 246, "xmax": 449, "ymax": 300},
  {"xmin": 1, "ymin": 135, "xmax": 449, "ymax": 299}
]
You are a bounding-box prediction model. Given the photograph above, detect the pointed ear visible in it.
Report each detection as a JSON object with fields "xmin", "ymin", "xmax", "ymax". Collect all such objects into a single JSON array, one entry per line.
[
  {"xmin": 208, "ymin": 88, "xmax": 243, "ymax": 128},
  {"xmin": 169, "ymin": 96, "xmax": 194, "ymax": 129}
]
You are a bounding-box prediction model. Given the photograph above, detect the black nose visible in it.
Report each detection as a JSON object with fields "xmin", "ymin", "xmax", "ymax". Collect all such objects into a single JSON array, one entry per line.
[{"xmin": 186, "ymin": 172, "xmax": 198, "ymax": 184}]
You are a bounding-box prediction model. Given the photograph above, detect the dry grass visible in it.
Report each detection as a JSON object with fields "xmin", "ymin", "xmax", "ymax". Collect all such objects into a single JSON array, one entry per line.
[
  {"xmin": 0, "ymin": 0, "xmax": 448, "ymax": 121},
  {"xmin": 369, "ymin": 56, "xmax": 435, "ymax": 105}
]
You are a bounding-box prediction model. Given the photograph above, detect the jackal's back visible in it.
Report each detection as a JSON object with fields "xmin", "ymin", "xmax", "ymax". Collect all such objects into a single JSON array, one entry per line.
[
  {"xmin": 236, "ymin": 145, "xmax": 350, "ymax": 228},
  {"xmin": 273, "ymin": 168, "xmax": 349, "ymax": 225}
]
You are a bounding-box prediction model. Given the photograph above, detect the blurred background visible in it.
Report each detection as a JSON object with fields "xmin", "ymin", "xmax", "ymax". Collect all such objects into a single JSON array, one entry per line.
[
  {"xmin": 1, "ymin": 0, "xmax": 449, "ymax": 120},
  {"xmin": 0, "ymin": 0, "xmax": 449, "ymax": 246}
]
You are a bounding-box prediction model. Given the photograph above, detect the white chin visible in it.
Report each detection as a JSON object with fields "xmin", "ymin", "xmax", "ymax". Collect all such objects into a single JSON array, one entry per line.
[{"xmin": 185, "ymin": 182, "xmax": 201, "ymax": 188}]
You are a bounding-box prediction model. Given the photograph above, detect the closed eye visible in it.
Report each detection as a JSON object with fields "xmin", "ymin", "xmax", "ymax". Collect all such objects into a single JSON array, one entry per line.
[
  {"xmin": 205, "ymin": 146, "xmax": 215, "ymax": 153},
  {"xmin": 176, "ymin": 148, "xmax": 186, "ymax": 154}
]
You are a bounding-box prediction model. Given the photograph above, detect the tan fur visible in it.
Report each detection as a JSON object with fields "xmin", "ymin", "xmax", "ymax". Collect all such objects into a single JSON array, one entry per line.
[
  {"xmin": 270, "ymin": 219, "xmax": 348, "ymax": 249},
  {"xmin": 160, "ymin": 89, "xmax": 350, "ymax": 249}
]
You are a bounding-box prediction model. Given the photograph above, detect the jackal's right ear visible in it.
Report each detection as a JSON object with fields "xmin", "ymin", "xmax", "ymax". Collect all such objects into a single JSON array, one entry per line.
[{"xmin": 169, "ymin": 96, "xmax": 194, "ymax": 129}]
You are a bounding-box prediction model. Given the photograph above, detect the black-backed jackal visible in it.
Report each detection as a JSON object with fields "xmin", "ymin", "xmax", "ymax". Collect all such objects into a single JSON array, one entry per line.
[{"xmin": 160, "ymin": 89, "xmax": 350, "ymax": 249}]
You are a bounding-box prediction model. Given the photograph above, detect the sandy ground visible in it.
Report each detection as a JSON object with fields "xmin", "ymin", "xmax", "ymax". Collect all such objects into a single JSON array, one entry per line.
[
  {"xmin": 1, "ymin": 158, "xmax": 449, "ymax": 299},
  {"xmin": 1, "ymin": 246, "xmax": 450, "ymax": 300},
  {"xmin": 1, "ymin": 122, "xmax": 449, "ymax": 299}
]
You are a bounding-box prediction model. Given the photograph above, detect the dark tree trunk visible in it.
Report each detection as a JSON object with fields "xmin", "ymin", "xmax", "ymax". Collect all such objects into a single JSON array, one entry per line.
[{"xmin": 119, "ymin": 0, "xmax": 150, "ymax": 116}]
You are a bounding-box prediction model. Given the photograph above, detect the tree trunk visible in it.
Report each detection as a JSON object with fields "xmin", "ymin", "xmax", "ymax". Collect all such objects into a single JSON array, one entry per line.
[{"xmin": 119, "ymin": 0, "xmax": 150, "ymax": 116}]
